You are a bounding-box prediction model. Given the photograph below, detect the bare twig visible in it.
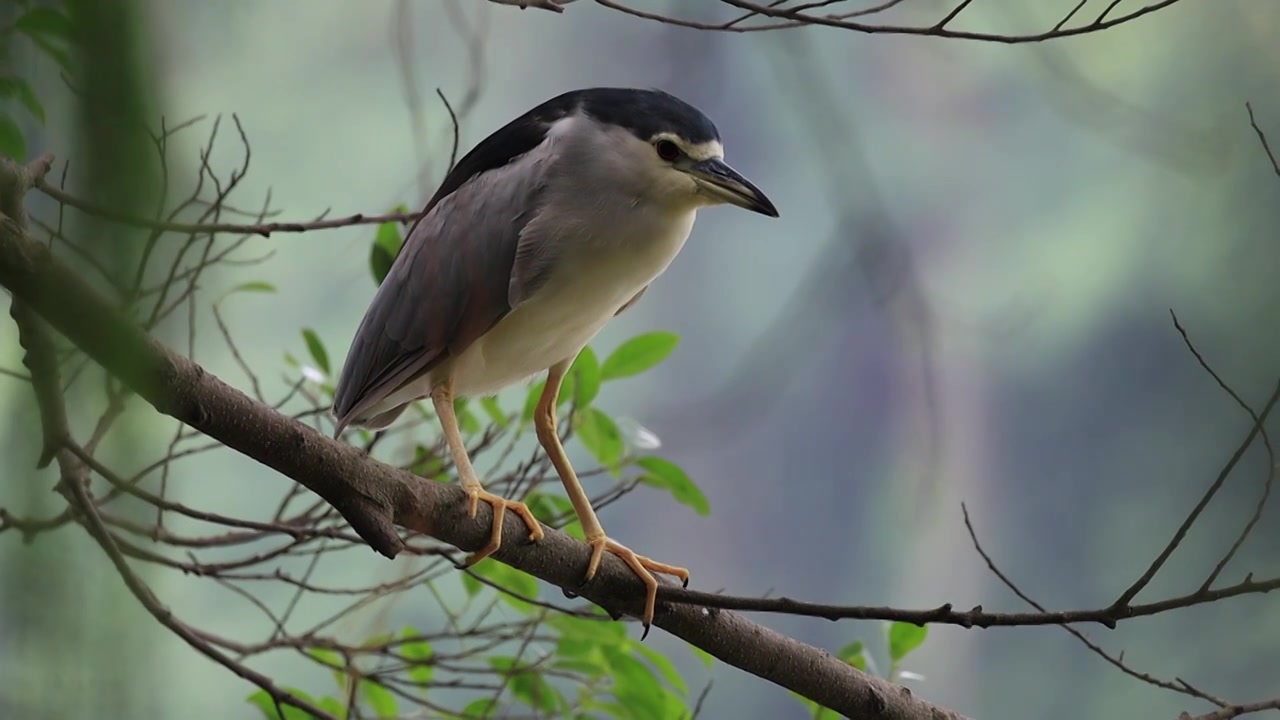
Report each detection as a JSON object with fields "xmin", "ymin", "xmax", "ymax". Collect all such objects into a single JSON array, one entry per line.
[
  {"xmin": 36, "ymin": 179, "xmax": 421, "ymax": 237},
  {"xmin": 1246, "ymin": 102, "xmax": 1280, "ymax": 177},
  {"xmin": 586, "ymin": 0, "xmax": 1188, "ymax": 43}
]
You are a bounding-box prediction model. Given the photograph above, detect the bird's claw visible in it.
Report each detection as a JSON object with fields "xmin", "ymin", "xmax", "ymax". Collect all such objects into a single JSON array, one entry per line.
[
  {"xmin": 583, "ymin": 535, "xmax": 690, "ymax": 638},
  {"xmin": 461, "ymin": 485, "xmax": 544, "ymax": 566}
]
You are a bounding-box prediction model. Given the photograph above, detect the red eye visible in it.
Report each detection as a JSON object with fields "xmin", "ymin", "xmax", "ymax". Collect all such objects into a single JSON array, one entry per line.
[{"xmin": 655, "ymin": 140, "xmax": 681, "ymax": 161}]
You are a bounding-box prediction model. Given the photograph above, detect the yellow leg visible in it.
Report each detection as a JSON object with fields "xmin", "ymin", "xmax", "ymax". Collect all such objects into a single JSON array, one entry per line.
[
  {"xmin": 432, "ymin": 380, "xmax": 544, "ymax": 565},
  {"xmin": 535, "ymin": 358, "xmax": 689, "ymax": 634}
]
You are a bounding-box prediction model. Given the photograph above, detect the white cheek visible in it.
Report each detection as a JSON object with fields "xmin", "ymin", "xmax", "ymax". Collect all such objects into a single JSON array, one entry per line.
[{"xmin": 645, "ymin": 170, "xmax": 699, "ymax": 203}]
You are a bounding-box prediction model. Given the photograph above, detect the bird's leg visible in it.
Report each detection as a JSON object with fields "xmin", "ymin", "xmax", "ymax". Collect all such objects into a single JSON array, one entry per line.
[
  {"xmin": 535, "ymin": 359, "xmax": 690, "ymax": 632},
  {"xmin": 431, "ymin": 380, "xmax": 544, "ymax": 566}
]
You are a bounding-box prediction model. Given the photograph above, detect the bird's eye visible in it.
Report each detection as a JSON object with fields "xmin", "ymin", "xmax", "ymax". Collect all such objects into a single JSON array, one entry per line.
[{"xmin": 654, "ymin": 139, "xmax": 682, "ymax": 162}]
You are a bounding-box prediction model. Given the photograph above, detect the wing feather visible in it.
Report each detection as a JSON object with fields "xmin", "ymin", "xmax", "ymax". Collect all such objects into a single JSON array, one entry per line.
[{"xmin": 332, "ymin": 149, "xmax": 552, "ymax": 430}]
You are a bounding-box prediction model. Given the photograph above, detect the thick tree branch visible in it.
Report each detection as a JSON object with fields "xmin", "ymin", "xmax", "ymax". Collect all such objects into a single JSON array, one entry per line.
[{"xmin": 0, "ymin": 156, "xmax": 964, "ymax": 720}]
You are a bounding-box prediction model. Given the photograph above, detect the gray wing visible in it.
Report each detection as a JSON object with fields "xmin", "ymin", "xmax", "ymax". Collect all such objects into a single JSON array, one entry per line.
[{"xmin": 332, "ymin": 157, "xmax": 550, "ymax": 431}]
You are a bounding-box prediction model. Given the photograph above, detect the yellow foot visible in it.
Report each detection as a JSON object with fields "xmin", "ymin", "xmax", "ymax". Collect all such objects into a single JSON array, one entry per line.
[
  {"xmin": 461, "ymin": 486, "xmax": 544, "ymax": 566},
  {"xmin": 585, "ymin": 536, "xmax": 690, "ymax": 637}
]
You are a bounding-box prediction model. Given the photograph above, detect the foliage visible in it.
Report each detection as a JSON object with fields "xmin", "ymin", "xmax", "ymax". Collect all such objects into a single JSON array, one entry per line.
[{"xmin": 1, "ymin": 3, "xmax": 74, "ymax": 160}]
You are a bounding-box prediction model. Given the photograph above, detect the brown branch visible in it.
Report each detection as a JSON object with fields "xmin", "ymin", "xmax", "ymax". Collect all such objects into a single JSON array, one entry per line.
[
  {"xmin": 1181, "ymin": 697, "xmax": 1280, "ymax": 720},
  {"xmin": 1246, "ymin": 102, "xmax": 1280, "ymax": 177},
  {"xmin": 0, "ymin": 158, "xmax": 964, "ymax": 720},
  {"xmin": 1111, "ymin": 376, "xmax": 1280, "ymax": 608},
  {"xmin": 657, "ymin": 562, "xmax": 1280, "ymax": 628},
  {"xmin": 587, "ymin": 0, "xmax": 1188, "ymax": 43},
  {"xmin": 961, "ymin": 503, "xmax": 1232, "ymax": 710},
  {"xmin": 35, "ymin": 178, "xmax": 422, "ymax": 238}
]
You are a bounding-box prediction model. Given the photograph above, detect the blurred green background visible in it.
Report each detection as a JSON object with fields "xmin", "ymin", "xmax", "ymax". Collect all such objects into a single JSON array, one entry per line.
[{"xmin": 3, "ymin": 1, "xmax": 1279, "ymax": 718}]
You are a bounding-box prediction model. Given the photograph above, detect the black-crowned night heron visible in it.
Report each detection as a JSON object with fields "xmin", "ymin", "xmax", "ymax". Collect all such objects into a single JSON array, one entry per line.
[{"xmin": 332, "ymin": 87, "xmax": 777, "ymax": 630}]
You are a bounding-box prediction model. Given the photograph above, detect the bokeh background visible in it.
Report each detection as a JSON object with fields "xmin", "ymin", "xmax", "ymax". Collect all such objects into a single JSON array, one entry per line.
[{"xmin": 3, "ymin": 2, "xmax": 1280, "ymax": 719}]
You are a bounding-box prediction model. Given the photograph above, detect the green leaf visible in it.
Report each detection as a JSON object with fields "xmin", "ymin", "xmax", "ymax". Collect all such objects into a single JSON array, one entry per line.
[
  {"xmin": 554, "ymin": 636, "xmax": 599, "ymax": 661},
  {"xmin": 16, "ymin": 8, "xmax": 73, "ymax": 39},
  {"xmin": 306, "ymin": 647, "xmax": 346, "ymax": 689},
  {"xmin": 456, "ymin": 402, "xmax": 481, "ymax": 435},
  {"xmin": 562, "ymin": 519, "xmax": 585, "ymax": 540},
  {"xmin": 603, "ymin": 645, "xmax": 667, "ymax": 720},
  {"xmin": 369, "ymin": 244, "xmax": 394, "ymax": 285},
  {"xmin": 472, "ymin": 560, "xmax": 540, "ymax": 611},
  {"xmin": 360, "ymin": 679, "xmax": 398, "ymax": 718},
  {"xmin": 399, "ymin": 627, "xmax": 435, "ymax": 688},
  {"xmin": 600, "ymin": 331, "xmax": 679, "ymax": 380},
  {"xmin": 246, "ymin": 688, "xmax": 319, "ymax": 720},
  {"xmin": 559, "ymin": 369, "xmax": 577, "ymax": 410},
  {"xmin": 498, "ymin": 659, "xmax": 561, "ymax": 713},
  {"xmin": 0, "ymin": 76, "xmax": 45, "ymax": 124},
  {"xmin": 460, "ymin": 571, "xmax": 481, "ymax": 597},
  {"xmin": 368, "ymin": 211, "xmax": 406, "ymax": 285},
  {"xmin": 301, "ymin": 328, "xmax": 330, "ymax": 375},
  {"xmin": 563, "ymin": 346, "xmax": 601, "ymax": 407},
  {"xmin": 815, "ymin": 705, "xmax": 841, "ymax": 720},
  {"xmin": 636, "ymin": 456, "xmax": 709, "ymax": 516},
  {"xmin": 459, "ymin": 698, "xmax": 496, "ymax": 718},
  {"xmin": 576, "ymin": 407, "xmax": 623, "ymax": 468},
  {"xmin": 317, "ymin": 696, "xmax": 347, "ymax": 718},
  {"xmin": 690, "ymin": 644, "xmax": 714, "ymax": 669},
  {"xmin": 629, "ymin": 640, "xmax": 687, "ymax": 694},
  {"xmin": 792, "ymin": 693, "xmax": 842, "ymax": 720},
  {"xmin": 583, "ymin": 700, "xmax": 632, "ymax": 719},
  {"xmin": 410, "ymin": 444, "xmax": 445, "ymax": 480},
  {"xmin": 525, "ymin": 492, "xmax": 573, "ymax": 525},
  {"xmin": 554, "ymin": 656, "xmax": 606, "ymax": 675},
  {"xmin": 549, "ymin": 612, "xmax": 626, "ymax": 645},
  {"xmin": 837, "ymin": 640, "xmax": 868, "ymax": 672},
  {"xmin": 229, "ymin": 280, "xmax": 277, "ymax": 295},
  {"xmin": 522, "ymin": 380, "xmax": 545, "ymax": 423},
  {"xmin": 888, "ymin": 622, "xmax": 928, "ymax": 662},
  {"xmin": 25, "ymin": 33, "xmax": 72, "ymax": 74},
  {"xmin": 480, "ymin": 396, "xmax": 508, "ymax": 428},
  {"xmin": 658, "ymin": 687, "xmax": 691, "ymax": 718},
  {"xmin": 0, "ymin": 114, "xmax": 25, "ymax": 161}
]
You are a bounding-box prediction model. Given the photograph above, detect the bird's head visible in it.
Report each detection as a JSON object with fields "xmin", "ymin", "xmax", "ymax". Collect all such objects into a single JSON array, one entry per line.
[{"xmin": 553, "ymin": 88, "xmax": 779, "ymax": 218}]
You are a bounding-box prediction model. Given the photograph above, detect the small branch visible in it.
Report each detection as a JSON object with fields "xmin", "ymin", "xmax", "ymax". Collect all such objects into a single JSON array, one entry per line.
[
  {"xmin": 963, "ymin": 503, "xmax": 1233, "ymax": 707},
  {"xmin": 1112, "ymin": 374, "xmax": 1280, "ymax": 609},
  {"xmin": 591, "ymin": 0, "xmax": 1188, "ymax": 43},
  {"xmin": 36, "ymin": 179, "xmax": 421, "ymax": 237},
  {"xmin": 1181, "ymin": 697, "xmax": 1280, "ymax": 720},
  {"xmin": 933, "ymin": 0, "xmax": 975, "ymax": 30},
  {"xmin": 657, "ymin": 557, "xmax": 1280, "ymax": 629},
  {"xmin": 1246, "ymin": 102, "xmax": 1280, "ymax": 177},
  {"xmin": 486, "ymin": 0, "xmax": 576, "ymax": 12},
  {"xmin": 1167, "ymin": 312, "xmax": 1274, "ymax": 593}
]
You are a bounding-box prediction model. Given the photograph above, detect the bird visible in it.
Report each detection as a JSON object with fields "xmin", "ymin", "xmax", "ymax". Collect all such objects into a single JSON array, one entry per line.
[{"xmin": 331, "ymin": 87, "xmax": 778, "ymax": 632}]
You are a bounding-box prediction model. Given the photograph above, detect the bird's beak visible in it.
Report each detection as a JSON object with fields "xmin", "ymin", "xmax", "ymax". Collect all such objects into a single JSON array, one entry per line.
[{"xmin": 685, "ymin": 158, "xmax": 779, "ymax": 217}]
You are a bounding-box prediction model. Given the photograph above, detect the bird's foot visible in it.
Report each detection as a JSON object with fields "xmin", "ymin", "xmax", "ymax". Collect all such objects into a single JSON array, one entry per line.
[
  {"xmin": 461, "ymin": 485, "xmax": 544, "ymax": 566},
  {"xmin": 584, "ymin": 535, "xmax": 690, "ymax": 638}
]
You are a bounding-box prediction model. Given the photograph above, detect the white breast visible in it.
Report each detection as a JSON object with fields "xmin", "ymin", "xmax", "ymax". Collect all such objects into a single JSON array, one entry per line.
[{"xmin": 445, "ymin": 209, "xmax": 696, "ymax": 397}]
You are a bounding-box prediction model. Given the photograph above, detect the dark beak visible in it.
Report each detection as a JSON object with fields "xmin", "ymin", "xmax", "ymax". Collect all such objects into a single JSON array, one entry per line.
[{"xmin": 687, "ymin": 158, "xmax": 779, "ymax": 217}]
